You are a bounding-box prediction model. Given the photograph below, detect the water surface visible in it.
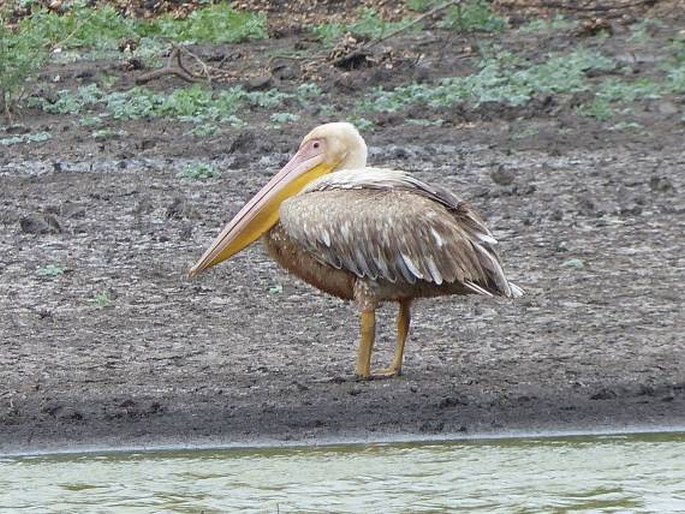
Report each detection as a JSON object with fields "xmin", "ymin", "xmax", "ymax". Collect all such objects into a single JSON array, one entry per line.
[{"xmin": 2, "ymin": 432, "xmax": 684, "ymax": 512}]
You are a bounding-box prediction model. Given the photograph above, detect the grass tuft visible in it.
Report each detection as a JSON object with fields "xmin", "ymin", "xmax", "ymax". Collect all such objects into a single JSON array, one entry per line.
[
  {"xmin": 141, "ymin": 3, "xmax": 267, "ymax": 44},
  {"xmin": 92, "ymin": 291, "xmax": 112, "ymax": 308},
  {"xmin": 0, "ymin": 130, "xmax": 51, "ymax": 145},
  {"xmin": 439, "ymin": 0, "xmax": 507, "ymax": 33},
  {"xmin": 178, "ymin": 163, "xmax": 221, "ymax": 180},
  {"xmin": 0, "ymin": 9, "xmax": 49, "ymax": 113},
  {"xmin": 270, "ymin": 112, "xmax": 300, "ymax": 125},
  {"xmin": 312, "ymin": 8, "xmax": 416, "ymax": 46},
  {"xmin": 358, "ymin": 49, "xmax": 614, "ymax": 114},
  {"xmin": 517, "ymin": 15, "xmax": 577, "ymax": 34},
  {"xmin": 37, "ymin": 264, "xmax": 65, "ymax": 279}
]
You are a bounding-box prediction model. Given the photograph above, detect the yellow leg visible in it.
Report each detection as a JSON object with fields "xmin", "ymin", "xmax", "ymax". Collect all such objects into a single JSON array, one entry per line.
[
  {"xmin": 355, "ymin": 310, "xmax": 376, "ymax": 380},
  {"xmin": 391, "ymin": 299, "xmax": 411, "ymax": 374},
  {"xmin": 372, "ymin": 299, "xmax": 411, "ymax": 379}
]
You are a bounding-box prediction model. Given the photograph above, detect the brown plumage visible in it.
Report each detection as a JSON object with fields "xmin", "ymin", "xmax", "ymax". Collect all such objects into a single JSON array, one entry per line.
[{"xmin": 190, "ymin": 122, "xmax": 522, "ymax": 380}]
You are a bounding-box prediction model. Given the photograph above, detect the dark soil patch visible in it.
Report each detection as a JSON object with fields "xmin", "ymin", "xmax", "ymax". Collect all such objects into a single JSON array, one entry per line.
[{"xmin": 1, "ymin": 2, "xmax": 684, "ymax": 454}]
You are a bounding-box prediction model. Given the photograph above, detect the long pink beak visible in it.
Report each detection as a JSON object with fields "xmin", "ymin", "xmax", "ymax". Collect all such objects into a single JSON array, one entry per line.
[{"xmin": 188, "ymin": 149, "xmax": 328, "ymax": 278}]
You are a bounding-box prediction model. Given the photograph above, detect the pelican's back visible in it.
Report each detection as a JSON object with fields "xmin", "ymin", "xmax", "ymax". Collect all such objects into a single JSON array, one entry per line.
[{"xmin": 279, "ymin": 168, "xmax": 523, "ymax": 299}]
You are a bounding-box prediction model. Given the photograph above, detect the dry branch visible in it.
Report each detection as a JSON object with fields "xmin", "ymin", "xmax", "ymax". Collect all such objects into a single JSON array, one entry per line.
[
  {"xmin": 532, "ymin": 0, "xmax": 657, "ymax": 12},
  {"xmin": 136, "ymin": 46, "xmax": 212, "ymax": 85}
]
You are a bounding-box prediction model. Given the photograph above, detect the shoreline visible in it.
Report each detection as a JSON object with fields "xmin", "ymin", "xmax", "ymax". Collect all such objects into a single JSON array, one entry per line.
[{"xmin": 4, "ymin": 424, "xmax": 685, "ymax": 459}]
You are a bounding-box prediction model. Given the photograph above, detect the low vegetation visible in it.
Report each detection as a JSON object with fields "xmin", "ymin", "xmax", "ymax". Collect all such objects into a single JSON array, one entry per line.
[
  {"xmin": 438, "ymin": 0, "xmax": 508, "ymax": 32},
  {"xmin": 359, "ymin": 49, "xmax": 615, "ymax": 113},
  {"xmin": 92, "ymin": 291, "xmax": 112, "ymax": 308},
  {"xmin": 178, "ymin": 163, "xmax": 221, "ymax": 181},
  {"xmin": 312, "ymin": 7, "xmax": 416, "ymax": 46},
  {"xmin": 0, "ymin": 1, "xmax": 266, "ymax": 114},
  {"xmin": 36, "ymin": 264, "xmax": 65, "ymax": 279},
  {"xmin": 138, "ymin": 3, "xmax": 267, "ymax": 44},
  {"xmin": 517, "ymin": 15, "xmax": 578, "ymax": 34},
  {"xmin": 0, "ymin": 130, "xmax": 51, "ymax": 145},
  {"xmin": 33, "ymin": 82, "xmax": 324, "ymax": 135},
  {"xmin": 1, "ymin": 1, "xmax": 683, "ymax": 134}
]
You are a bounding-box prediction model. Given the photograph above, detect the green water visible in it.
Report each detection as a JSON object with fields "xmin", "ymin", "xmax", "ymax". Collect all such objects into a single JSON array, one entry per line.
[{"xmin": 1, "ymin": 432, "xmax": 684, "ymax": 513}]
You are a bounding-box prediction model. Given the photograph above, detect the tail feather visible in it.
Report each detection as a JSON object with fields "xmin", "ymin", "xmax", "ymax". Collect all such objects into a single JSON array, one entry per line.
[{"xmin": 508, "ymin": 282, "xmax": 524, "ymax": 298}]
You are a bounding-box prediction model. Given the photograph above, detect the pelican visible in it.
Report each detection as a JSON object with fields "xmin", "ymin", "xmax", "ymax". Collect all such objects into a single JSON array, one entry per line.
[{"xmin": 189, "ymin": 122, "xmax": 522, "ymax": 380}]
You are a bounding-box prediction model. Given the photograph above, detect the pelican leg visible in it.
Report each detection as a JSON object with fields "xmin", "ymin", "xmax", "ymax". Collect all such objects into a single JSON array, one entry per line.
[
  {"xmin": 356, "ymin": 309, "xmax": 376, "ymax": 380},
  {"xmin": 372, "ymin": 299, "xmax": 411, "ymax": 379},
  {"xmin": 354, "ymin": 281, "xmax": 379, "ymax": 381}
]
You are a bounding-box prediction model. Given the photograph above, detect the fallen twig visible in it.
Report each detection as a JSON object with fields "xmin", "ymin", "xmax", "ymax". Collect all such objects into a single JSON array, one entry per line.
[
  {"xmin": 136, "ymin": 46, "xmax": 205, "ymax": 85},
  {"xmin": 533, "ymin": 0, "xmax": 657, "ymax": 12},
  {"xmin": 368, "ymin": 0, "xmax": 461, "ymax": 49}
]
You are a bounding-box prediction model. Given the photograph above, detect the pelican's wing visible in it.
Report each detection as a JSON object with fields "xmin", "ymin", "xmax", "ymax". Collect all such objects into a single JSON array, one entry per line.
[{"xmin": 279, "ymin": 168, "xmax": 522, "ymax": 298}]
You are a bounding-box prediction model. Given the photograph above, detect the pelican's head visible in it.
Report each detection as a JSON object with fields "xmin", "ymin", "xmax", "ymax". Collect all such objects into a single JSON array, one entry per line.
[
  {"xmin": 189, "ymin": 122, "xmax": 367, "ymax": 277},
  {"xmin": 300, "ymin": 121, "xmax": 367, "ymax": 170}
]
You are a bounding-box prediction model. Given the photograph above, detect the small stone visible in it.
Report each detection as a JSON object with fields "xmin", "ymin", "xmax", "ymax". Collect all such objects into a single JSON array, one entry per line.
[
  {"xmin": 590, "ymin": 388, "xmax": 617, "ymax": 400},
  {"xmin": 550, "ymin": 209, "xmax": 564, "ymax": 221},
  {"xmin": 19, "ymin": 214, "xmax": 62, "ymax": 234},
  {"xmin": 244, "ymin": 75, "xmax": 272, "ymax": 91},
  {"xmin": 577, "ymin": 197, "xmax": 595, "ymax": 213},
  {"xmin": 490, "ymin": 165, "xmax": 515, "ymax": 186},
  {"xmin": 165, "ymin": 197, "xmax": 197, "ymax": 220},
  {"xmin": 657, "ymin": 101, "xmax": 678, "ymax": 116},
  {"xmin": 271, "ymin": 61, "xmax": 299, "ymax": 81},
  {"xmin": 649, "ymin": 176, "xmax": 673, "ymax": 192},
  {"xmin": 229, "ymin": 130, "xmax": 257, "ymax": 153}
]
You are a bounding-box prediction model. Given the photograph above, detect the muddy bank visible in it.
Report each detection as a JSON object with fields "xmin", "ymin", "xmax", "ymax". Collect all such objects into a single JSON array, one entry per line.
[
  {"xmin": 2, "ymin": 0, "xmax": 685, "ymax": 454},
  {"xmin": 1, "ymin": 134, "xmax": 684, "ymax": 454}
]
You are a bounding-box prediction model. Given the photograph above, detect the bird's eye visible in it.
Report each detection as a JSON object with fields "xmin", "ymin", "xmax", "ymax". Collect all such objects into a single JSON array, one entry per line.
[{"xmin": 312, "ymin": 141, "xmax": 320, "ymax": 149}]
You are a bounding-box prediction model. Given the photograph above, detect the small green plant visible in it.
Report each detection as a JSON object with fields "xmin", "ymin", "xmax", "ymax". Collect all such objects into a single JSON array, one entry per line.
[
  {"xmin": 99, "ymin": 74, "xmax": 119, "ymax": 89},
  {"xmin": 578, "ymin": 96, "xmax": 614, "ymax": 121},
  {"xmin": 0, "ymin": 131, "xmax": 51, "ymax": 146},
  {"xmin": 312, "ymin": 8, "xmax": 416, "ymax": 46},
  {"xmin": 19, "ymin": 2, "xmax": 138, "ymax": 50},
  {"xmin": 41, "ymin": 83, "xmax": 104, "ymax": 115},
  {"xmin": 357, "ymin": 48, "xmax": 615, "ymax": 114},
  {"xmin": 189, "ymin": 123, "xmax": 221, "ymax": 137},
  {"xmin": 294, "ymin": 83, "xmax": 323, "ymax": 106},
  {"xmin": 93, "ymin": 291, "xmax": 112, "ymax": 308},
  {"xmin": 609, "ymin": 121, "xmax": 644, "ymax": 132},
  {"xmin": 596, "ymin": 78, "xmax": 663, "ymax": 103},
  {"xmin": 517, "ymin": 15, "xmax": 577, "ymax": 34},
  {"xmin": 267, "ymin": 284, "xmax": 283, "ymax": 295},
  {"xmin": 35, "ymin": 83, "xmax": 294, "ymax": 124},
  {"xmin": 131, "ymin": 37, "xmax": 169, "ymax": 68},
  {"xmin": 669, "ymin": 33, "xmax": 685, "ymax": 64},
  {"xmin": 37, "ymin": 264, "xmax": 64, "ymax": 279},
  {"xmin": 178, "ymin": 163, "xmax": 221, "ymax": 180},
  {"xmin": 141, "ymin": 3, "xmax": 267, "ymax": 44},
  {"xmin": 351, "ymin": 117, "xmax": 375, "ymax": 131},
  {"xmin": 406, "ymin": 118, "xmax": 445, "ymax": 127},
  {"xmin": 666, "ymin": 66, "xmax": 685, "ymax": 93},
  {"xmin": 406, "ymin": 0, "xmax": 440, "ymax": 12},
  {"xmin": 270, "ymin": 112, "xmax": 300, "ymax": 125},
  {"xmin": 91, "ymin": 128, "xmax": 127, "ymax": 141},
  {"xmin": 628, "ymin": 18, "xmax": 665, "ymax": 44},
  {"xmin": 510, "ymin": 126, "xmax": 540, "ymax": 140},
  {"xmin": 79, "ymin": 115, "xmax": 104, "ymax": 127},
  {"xmin": 0, "ymin": 10, "xmax": 50, "ymax": 114},
  {"xmin": 246, "ymin": 89, "xmax": 290, "ymax": 109},
  {"xmin": 562, "ymin": 258, "xmax": 585, "ymax": 270},
  {"xmin": 439, "ymin": 0, "xmax": 507, "ymax": 33}
]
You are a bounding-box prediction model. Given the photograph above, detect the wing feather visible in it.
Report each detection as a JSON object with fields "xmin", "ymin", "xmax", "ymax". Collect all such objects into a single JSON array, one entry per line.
[{"xmin": 280, "ymin": 169, "xmax": 521, "ymax": 298}]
